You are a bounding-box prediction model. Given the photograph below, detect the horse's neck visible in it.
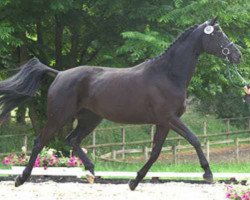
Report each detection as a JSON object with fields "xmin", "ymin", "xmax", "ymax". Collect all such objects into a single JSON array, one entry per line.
[
  {"xmin": 169, "ymin": 45, "xmax": 199, "ymax": 88},
  {"xmin": 153, "ymin": 31, "xmax": 203, "ymax": 89}
]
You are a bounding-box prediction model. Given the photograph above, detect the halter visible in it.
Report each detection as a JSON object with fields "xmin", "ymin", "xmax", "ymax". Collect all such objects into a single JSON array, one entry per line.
[{"xmin": 203, "ymin": 25, "xmax": 248, "ymax": 91}]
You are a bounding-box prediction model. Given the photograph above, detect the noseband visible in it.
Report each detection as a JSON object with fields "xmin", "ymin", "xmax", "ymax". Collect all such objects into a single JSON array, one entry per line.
[{"xmin": 221, "ymin": 42, "xmax": 234, "ymax": 56}]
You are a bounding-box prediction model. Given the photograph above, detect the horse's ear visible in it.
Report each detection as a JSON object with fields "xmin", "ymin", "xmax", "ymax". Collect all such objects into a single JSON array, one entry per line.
[{"xmin": 209, "ymin": 16, "xmax": 218, "ymax": 26}]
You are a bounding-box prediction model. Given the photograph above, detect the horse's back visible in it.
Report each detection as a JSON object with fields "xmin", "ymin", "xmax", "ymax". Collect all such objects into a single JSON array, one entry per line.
[{"xmin": 47, "ymin": 65, "xmax": 142, "ymax": 114}]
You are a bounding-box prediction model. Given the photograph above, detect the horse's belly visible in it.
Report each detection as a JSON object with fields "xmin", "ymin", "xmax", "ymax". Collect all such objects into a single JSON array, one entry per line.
[
  {"xmin": 85, "ymin": 96, "xmax": 154, "ymax": 124},
  {"xmin": 83, "ymin": 75, "xmax": 155, "ymax": 123},
  {"xmin": 101, "ymin": 108, "xmax": 153, "ymax": 124}
]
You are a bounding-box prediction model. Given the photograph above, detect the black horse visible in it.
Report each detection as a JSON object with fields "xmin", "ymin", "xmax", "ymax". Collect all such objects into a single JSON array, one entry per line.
[{"xmin": 0, "ymin": 18, "xmax": 241, "ymax": 190}]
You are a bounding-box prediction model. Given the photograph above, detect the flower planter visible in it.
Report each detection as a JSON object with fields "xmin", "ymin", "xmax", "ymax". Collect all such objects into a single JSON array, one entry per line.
[{"xmin": 11, "ymin": 166, "xmax": 84, "ymax": 178}]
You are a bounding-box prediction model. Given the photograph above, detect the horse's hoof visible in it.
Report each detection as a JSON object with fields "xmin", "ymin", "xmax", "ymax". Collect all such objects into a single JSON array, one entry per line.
[
  {"xmin": 128, "ymin": 180, "xmax": 138, "ymax": 191},
  {"xmin": 86, "ymin": 171, "xmax": 95, "ymax": 184},
  {"xmin": 15, "ymin": 176, "xmax": 23, "ymax": 187},
  {"xmin": 203, "ymin": 173, "xmax": 214, "ymax": 183}
]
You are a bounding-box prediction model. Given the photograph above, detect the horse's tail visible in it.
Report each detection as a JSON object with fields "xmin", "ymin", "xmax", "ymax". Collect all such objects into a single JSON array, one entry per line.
[{"xmin": 0, "ymin": 58, "xmax": 59, "ymax": 120}]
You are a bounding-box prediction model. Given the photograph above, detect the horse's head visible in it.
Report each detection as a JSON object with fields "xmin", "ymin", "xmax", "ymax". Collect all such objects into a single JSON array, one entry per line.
[{"xmin": 202, "ymin": 17, "xmax": 241, "ymax": 64}]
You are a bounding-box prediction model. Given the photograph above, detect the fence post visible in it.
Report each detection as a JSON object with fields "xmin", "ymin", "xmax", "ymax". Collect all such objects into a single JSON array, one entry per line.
[
  {"xmin": 177, "ymin": 139, "xmax": 181, "ymax": 161},
  {"xmin": 205, "ymin": 140, "xmax": 210, "ymax": 162},
  {"xmin": 144, "ymin": 146, "xmax": 149, "ymax": 161},
  {"xmin": 23, "ymin": 135, "xmax": 28, "ymax": 151},
  {"xmin": 150, "ymin": 125, "xmax": 154, "ymax": 149},
  {"xmin": 92, "ymin": 131, "xmax": 96, "ymax": 160},
  {"xmin": 203, "ymin": 121, "xmax": 207, "ymax": 150},
  {"xmin": 235, "ymin": 138, "xmax": 239, "ymax": 163},
  {"xmin": 172, "ymin": 145, "xmax": 177, "ymax": 164},
  {"xmin": 112, "ymin": 150, "xmax": 117, "ymax": 160},
  {"xmin": 226, "ymin": 119, "xmax": 230, "ymax": 143},
  {"xmin": 121, "ymin": 128, "xmax": 126, "ymax": 159},
  {"xmin": 248, "ymin": 118, "xmax": 250, "ymax": 131},
  {"xmin": 203, "ymin": 121, "xmax": 207, "ymax": 142}
]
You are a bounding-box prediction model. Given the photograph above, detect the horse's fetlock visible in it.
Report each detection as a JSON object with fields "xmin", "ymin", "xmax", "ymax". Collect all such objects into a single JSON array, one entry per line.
[{"xmin": 202, "ymin": 162, "xmax": 210, "ymax": 171}]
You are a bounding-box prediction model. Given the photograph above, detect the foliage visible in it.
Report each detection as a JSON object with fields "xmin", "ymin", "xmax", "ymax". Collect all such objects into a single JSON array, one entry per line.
[
  {"xmin": 47, "ymin": 137, "xmax": 71, "ymax": 157},
  {"xmin": 199, "ymin": 91, "xmax": 250, "ymax": 118}
]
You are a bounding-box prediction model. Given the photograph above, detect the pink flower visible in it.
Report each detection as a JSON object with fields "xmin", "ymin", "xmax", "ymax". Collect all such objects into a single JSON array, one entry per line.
[
  {"xmin": 68, "ymin": 156, "xmax": 78, "ymax": 167},
  {"xmin": 48, "ymin": 154, "xmax": 59, "ymax": 167},
  {"xmin": 2, "ymin": 157, "xmax": 11, "ymax": 165},
  {"xmin": 226, "ymin": 192, "xmax": 231, "ymax": 198},
  {"xmin": 33, "ymin": 156, "xmax": 40, "ymax": 167},
  {"xmin": 227, "ymin": 185, "xmax": 233, "ymax": 192},
  {"xmin": 19, "ymin": 157, "xmax": 26, "ymax": 165},
  {"xmin": 242, "ymin": 193, "xmax": 250, "ymax": 200}
]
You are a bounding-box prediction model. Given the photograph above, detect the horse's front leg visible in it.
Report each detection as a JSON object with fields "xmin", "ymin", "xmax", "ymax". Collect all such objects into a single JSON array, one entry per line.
[
  {"xmin": 129, "ymin": 125, "xmax": 169, "ymax": 191},
  {"xmin": 169, "ymin": 117, "xmax": 213, "ymax": 182}
]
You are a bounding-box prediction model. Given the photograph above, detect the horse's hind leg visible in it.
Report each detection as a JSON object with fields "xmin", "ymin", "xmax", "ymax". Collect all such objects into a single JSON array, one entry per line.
[
  {"xmin": 15, "ymin": 119, "xmax": 65, "ymax": 187},
  {"xmin": 15, "ymin": 89, "xmax": 77, "ymax": 187},
  {"xmin": 66, "ymin": 109, "xmax": 102, "ymax": 183}
]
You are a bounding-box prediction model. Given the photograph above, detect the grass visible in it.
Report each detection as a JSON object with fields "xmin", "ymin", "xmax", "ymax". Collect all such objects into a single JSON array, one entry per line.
[
  {"xmin": 1, "ymin": 160, "xmax": 249, "ymax": 173},
  {"xmin": 94, "ymin": 161, "xmax": 250, "ymax": 173}
]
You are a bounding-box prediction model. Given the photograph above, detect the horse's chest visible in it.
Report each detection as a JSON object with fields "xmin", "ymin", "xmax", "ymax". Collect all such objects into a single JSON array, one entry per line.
[{"xmin": 152, "ymin": 91, "xmax": 186, "ymax": 118}]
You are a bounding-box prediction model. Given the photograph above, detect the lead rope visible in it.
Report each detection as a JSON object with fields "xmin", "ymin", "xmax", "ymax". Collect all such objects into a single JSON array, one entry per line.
[
  {"xmin": 232, "ymin": 64, "xmax": 248, "ymax": 86},
  {"xmin": 227, "ymin": 64, "xmax": 248, "ymax": 88}
]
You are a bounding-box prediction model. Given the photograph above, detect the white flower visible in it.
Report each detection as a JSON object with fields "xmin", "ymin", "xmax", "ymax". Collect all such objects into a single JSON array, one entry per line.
[
  {"xmin": 21, "ymin": 146, "xmax": 27, "ymax": 154},
  {"xmin": 47, "ymin": 148, "xmax": 56, "ymax": 156}
]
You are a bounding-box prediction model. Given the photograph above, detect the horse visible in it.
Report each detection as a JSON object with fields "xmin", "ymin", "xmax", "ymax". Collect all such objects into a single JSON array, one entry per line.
[{"xmin": 0, "ymin": 17, "xmax": 241, "ymax": 190}]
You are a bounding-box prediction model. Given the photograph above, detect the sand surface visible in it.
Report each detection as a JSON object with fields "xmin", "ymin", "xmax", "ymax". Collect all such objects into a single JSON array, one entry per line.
[{"xmin": 0, "ymin": 181, "xmax": 227, "ymax": 200}]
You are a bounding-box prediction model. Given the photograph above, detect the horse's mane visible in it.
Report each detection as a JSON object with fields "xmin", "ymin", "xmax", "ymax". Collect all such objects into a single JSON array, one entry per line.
[
  {"xmin": 148, "ymin": 24, "xmax": 199, "ymax": 63},
  {"xmin": 165, "ymin": 24, "xmax": 199, "ymax": 53}
]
